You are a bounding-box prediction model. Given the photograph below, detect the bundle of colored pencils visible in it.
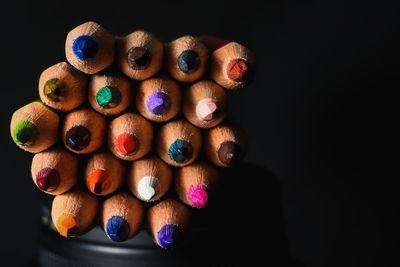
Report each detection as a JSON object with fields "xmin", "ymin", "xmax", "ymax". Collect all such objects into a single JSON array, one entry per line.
[{"xmin": 10, "ymin": 21, "xmax": 255, "ymax": 249}]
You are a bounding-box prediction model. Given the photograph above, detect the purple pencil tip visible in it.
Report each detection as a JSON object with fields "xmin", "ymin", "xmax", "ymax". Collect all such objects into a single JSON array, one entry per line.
[
  {"xmin": 147, "ymin": 91, "xmax": 171, "ymax": 115},
  {"xmin": 157, "ymin": 224, "xmax": 183, "ymax": 249}
]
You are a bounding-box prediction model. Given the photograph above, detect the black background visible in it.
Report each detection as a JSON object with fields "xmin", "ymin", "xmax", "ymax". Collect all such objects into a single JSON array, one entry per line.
[{"xmin": 0, "ymin": 1, "xmax": 398, "ymax": 266}]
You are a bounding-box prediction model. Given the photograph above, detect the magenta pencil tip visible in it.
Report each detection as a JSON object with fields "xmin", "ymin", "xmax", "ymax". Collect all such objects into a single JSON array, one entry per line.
[{"xmin": 188, "ymin": 184, "xmax": 208, "ymax": 207}]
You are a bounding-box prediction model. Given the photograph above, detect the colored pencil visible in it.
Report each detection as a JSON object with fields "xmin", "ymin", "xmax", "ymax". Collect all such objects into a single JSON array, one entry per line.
[
  {"xmin": 51, "ymin": 188, "xmax": 99, "ymax": 237},
  {"xmin": 31, "ymin": 148, "xmax": 78, "ymax": 195},
  {"xmin": 204, "ymin": 124, "xmax": 247, "ymax": 167},
  {"xmin": 101, "ymin": 192, "xmax": 144, "ymax": 242},
  {"xmin": 38, "ymin": 62, "xmax": 87, "ymax": 111},
  {"xmin": 127, "ymin": 156, "xmax": 172, "ymax": 202},
  {"xmin": 210, "ymin": 42, "xmax": 255, "ymax": 90},
  {"xmin": 147, "ymin": 198, "xmax": 191, "ymax": 249},
  {"xmin": 182, "ymin": 80, "xmax": 227, "ymax": 129},
  {"xmin": 136, "ymin": 76, "xmax": 181, "ymax": 122},
  {"xmin": 156, "ymin": 119, "xmax": 202, "ymax": 167},
  {"xmin": 117, "ymin": 30, "xmax": 163, "ymax": 81},
  {"xmin": 174, "ymin": 161, "xmax": 218, "ymax": 208},
  {"xmin": 165, "ymin": 35, "xmax": 208, "ymax": 83},
  {"xmin": 62, "ymin": 108, "xmax": 107, "ymax": 154},
  {"xmin": 10, "ymin": 101, "xmax": 59, "ymax": 153},
  {"xmin": 65, "ymin": 21, "xmax": 115, "ymax": 74},
  {"xmin": 108, "ymin": 112, "xmax": 153, "ymax": 161},
  {"xmin": 88, "ymin": 73, "xmax": 132, "ymax": 116},
  {"xmin": 84, "ymin": 151, "xmax": 126, "ymax": 195}
]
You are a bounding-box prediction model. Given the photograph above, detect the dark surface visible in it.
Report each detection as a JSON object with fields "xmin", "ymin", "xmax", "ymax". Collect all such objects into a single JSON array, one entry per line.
[{"xmin": 0, "ymin": 1, "xmax": 398, "ymax": 266}]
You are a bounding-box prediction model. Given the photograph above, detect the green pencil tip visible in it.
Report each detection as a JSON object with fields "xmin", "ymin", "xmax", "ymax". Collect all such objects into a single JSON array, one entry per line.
[
  {"xmin": 96, "ymin": 86, "xmax": 122, "ymax": 109},
  {"xmin": 13, "ymin": 120, "xmax": 38, "ymax": 145}
]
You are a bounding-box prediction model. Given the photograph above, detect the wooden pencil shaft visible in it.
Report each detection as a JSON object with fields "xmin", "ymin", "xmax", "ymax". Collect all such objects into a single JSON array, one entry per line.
[
  {"xmin": 65, "ymin": 21, "xmax": 115, "ymax": 74},
  {"xmin": 84, "ymin": 151, "xmax": 126, "ymax": 195},
  {"xmin": 136, "ymin": 76, "xmax": 181, "ymax": 122},
  {"xmin": 127, "ymin": 156, "xmax": 172, "ymax": 202},
  {"xmin": 38, "ymin": 62, "xmax": 87, "ymax": 111},
  {"xmin": 10, "ymin": 101, "xmax": 59, "ymax": 153},
  {"xmin": 117, "ymin": 30, "xmax": 163, "ymax": 81},
  {"xmin": 182, "ymin": 80, "xmax": 227, "ymax": 129},
  {"xmin": 88, "ymin": 73, "xmax": 132, "ymax": 116},
  {"xmin": 101, "ymin": 192, "xmax": 144, "ymax": 241},
  {"xmin": 165, "ymin": 35, "xmax": 208, "ymax": 83},
  {"xmin": 31, "ymin": 148, "xmax": 78, "ymax": 195},
  {"xmin": 51, "ymin": 188, "xmax": 99, "ymax": 237},
  {"xmin": 156, "ymin": 120, "xmax": 202, "ymax": 167},
  {"xmin": 108, "ymin": 112, "xmax": 153, "ymax": 161},
  {"xmin": 204, "ymin": 124, "xmax": 247, "ymax": 167},
  {"xmin": 174, "ymin": 161, "xmax": 218, "ymax": 208},
  {"xmin": 62, "ymin": 108, "xmax": 107, "ymax": 154},
  {"xmin": 210, "ymin": 42, "xmax": 255, "ymax": 90}
]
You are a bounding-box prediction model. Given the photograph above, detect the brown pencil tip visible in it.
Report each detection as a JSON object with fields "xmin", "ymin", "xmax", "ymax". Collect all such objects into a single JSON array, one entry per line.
[
  {"xmin": 218, "ymin": 141, "xmax": 242, "ymax": 166},
  {"xmin": 56, "ymin": 214, "xmax": 77, "ymax": 237}
]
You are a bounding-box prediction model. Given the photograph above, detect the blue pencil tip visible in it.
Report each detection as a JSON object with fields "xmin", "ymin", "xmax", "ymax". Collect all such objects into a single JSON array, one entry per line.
[
  {"xmin": 106, "ymin": 216, "xmax": 130, "ymax": 242},
  {"xmin": 72, "ymin": 35, "xmax": 99, "ymax": 60},
  {"xmin": 157, "ymin": 224, "xmax": 183, "ymax": 249}
]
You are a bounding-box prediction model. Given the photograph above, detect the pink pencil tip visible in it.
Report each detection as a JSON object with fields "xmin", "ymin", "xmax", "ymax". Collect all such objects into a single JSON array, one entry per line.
[
  {"xmin": 188, "ymin": 184, "xmax": 208, "ymax": 208},
  {"xmin": 196, "ymin": 99, "xmax": 218, "ymax": 121}
]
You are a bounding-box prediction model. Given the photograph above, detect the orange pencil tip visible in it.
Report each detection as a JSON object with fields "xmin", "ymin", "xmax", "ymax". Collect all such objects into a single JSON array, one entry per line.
[
  {"xmin": 57, "ymin": 214, "xmax": 77, "ymax": 237},
  {"xmin": 88, "ymin": 169, "xmax": 112, "ymax": 194}
]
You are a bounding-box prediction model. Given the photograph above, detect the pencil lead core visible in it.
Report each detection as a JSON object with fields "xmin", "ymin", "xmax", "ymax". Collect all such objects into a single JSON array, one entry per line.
[
  {"xmin": 96, "ymin": 86, "xmax": 122, "ymax": 109},
  {"xmin": 36, "ymin": 167, "xmax": 60, "ymax": 192},
  {"xmin": 72, "ymin": 35, "xmax": 99, "ymax": 60},
  {"xmin": 157, "ymin": 224, "xmax": 183, "ymax": 249},
  {"xmin": 168, "ymin": 139, "xmax": 193, "ymax": 163},
  {"xmin": 147, "ymin": 91, "xmax": 171, "ymax": 115},
  {"xmin": 65, "ymin": 126, "xmax": 91, "ymax": 151},
  {"xmin": 138, "ymin": 176, "xmax": 159, "ymax": 201},
  {"xmin": 116, "ymin": 133, "xmax": 136, "ymax": 155},
  {"xmin": 196, "ymin": 98, "xmax": 218, "ymax": 121},
  {"xmin": 88, "ymin": 169, "xmax": 112, "ymax": 195},
  {"xmin": 106, "ymin": 216, "xmax": 130, "ymax": 242},
  {"xmin": 43, "ymin": 78, "xmax": 62, "ymax": 101},
  {"xmin": 13, "ymin": 120, "xmax": 38, "ymax": 145},
  {"xmin": 57, "ymin": 214, "xmax": 77, "ymax": 237},
  {"xmin": 218, "ymin": 141, "xmax": 241, "ymax": 166},
  {"xmin": 177, "ymin": 50, "xmax": 199, "ymax": 73},
  {"xmin": 188, "ymin": 184, "xmax": 208, "ymax": 208},
  {"xmin": 227, "ymin": 58, "xmax": 248, "ymax": 82},
  {"xmin": 127, "ymin": 47, "xmax": 151, "ymax": 70}
]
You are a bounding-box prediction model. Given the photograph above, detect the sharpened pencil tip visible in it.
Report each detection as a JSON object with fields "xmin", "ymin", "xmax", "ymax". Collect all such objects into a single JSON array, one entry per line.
[
  {"xmin": 72, "ymin": 35, "xmax": 99, "ymax": 60},
  {"xmin": 196, "ymin": 99, "xmax": 218, "ymax": 121},
  {"xmin": 147, "ymin": 91, "xmax": 171, "ymax": 115},
  {"xmin": 116, "ymin": 133, "xmax": 136, "ymax": 155},
  {"xmin": 88, "ymin": 169, "xmax": 112, "ymax": 195},
  {"xmin": 36, "ymin": 167, "xmax": 60, "ymax": 192},
  {"xmin": 227, "ymin": 58, "xmax": 248, "ymax": 82},
  {"xmin": 157, "ymin": 224, "xmax": 183, "ymax": 249},
  {"xmin": 177, "ymin": 50, "xmax": 199, "ymax": 73},
  {"xmin": 188, "ymin": 184, "xmax": 208, "ymax": 208},
  {"xmin": 106, "ymin": 216, "xmax": 130, "ymax": 242},
  {"xmin": 57, "ymin": 214, "xmax": 77, "ymax": 237}
]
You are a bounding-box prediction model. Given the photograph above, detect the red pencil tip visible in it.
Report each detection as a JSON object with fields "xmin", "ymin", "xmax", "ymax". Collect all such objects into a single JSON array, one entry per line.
[
  {"xmin": 116, "ymin": 133, "xmax": 136, "ymax": 155},
  {"xmin": 227, "ymin": 58, "xmax": 248, "ymax": 82}
]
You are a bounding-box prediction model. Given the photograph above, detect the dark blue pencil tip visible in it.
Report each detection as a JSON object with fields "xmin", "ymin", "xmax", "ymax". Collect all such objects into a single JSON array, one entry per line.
[
  {"xmin": 157, "ymin": 224, "xmax": 183, "ymax": 249},
  {"xmin": 106, "ymin": 216, "xmax": 130, "ymax": 242},
  {"xmin": 177, "ymin": 50, "xmax": 199, "ymax": 73},
  {"xmin": 72, "ymin": 35, "xmax": 99, "ymax": 60}
]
